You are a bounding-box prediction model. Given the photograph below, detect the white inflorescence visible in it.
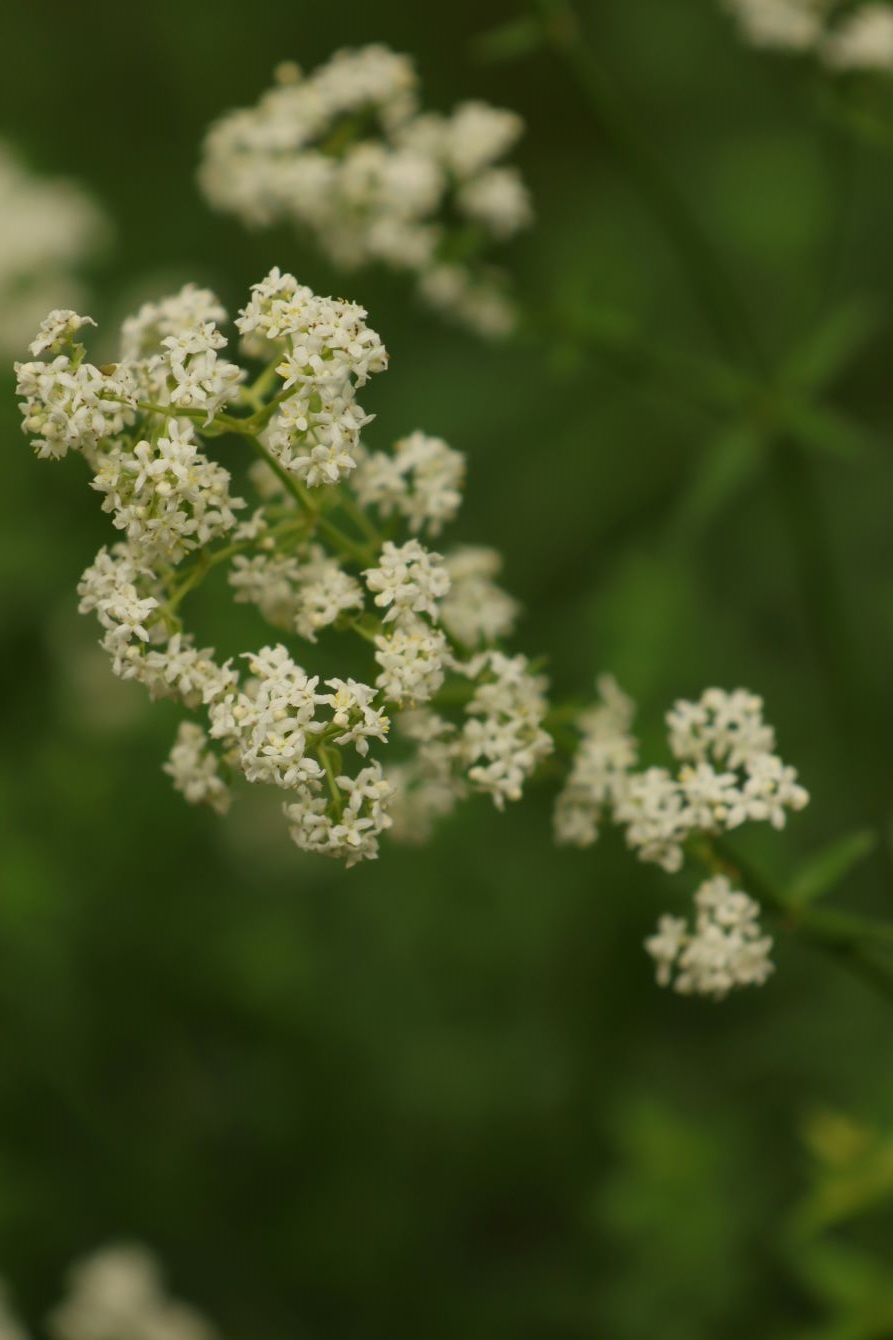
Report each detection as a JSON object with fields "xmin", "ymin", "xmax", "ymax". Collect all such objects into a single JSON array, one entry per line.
[
  {"xmin": 723, "ymin": 0, "xmax": 893, "ymax": 71},
  {"xmin": 556, "ymin": 683, "xmax": 809, "ymax": 873},
  {"xmin": 0, "ymin": 143, "xmax": 108, "ymax": 358},
  {"xmin": 17, "ymin": 271, "xmax": 550, "ymax": 867},
  {"xmin": 48, "ymin": 1244, "xmax": 217, "ymax": 1340},
  {"xmin": 645, "ymin": 876, "xmax": 775, "ymax": 1000},
  {"xmin": 556, "ymin": 681, "xmax": 807, "ymax": 999},
  {"xmin": 198, "ymin": 46, "xmax": 532, "ymax": 337}
]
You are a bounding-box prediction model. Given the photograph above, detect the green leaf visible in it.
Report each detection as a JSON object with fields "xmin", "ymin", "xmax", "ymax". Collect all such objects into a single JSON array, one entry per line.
[
  {"xmin": 470, "ymin": 18, "xmax": 544, "ymax": 64},
  {"xmin": 782, "ymin": 297, "xmax": 886, "ymax": 394},
  {"xmin": 783, "ymin": 400, "xmax": 878, "ymax": 462},
  {"xmin": 669, "ymin": 424, "xmax": 768, "ymax": 538},
  {"xmin": 789, "ymin": 830, "xmax": 878, "ymax": 908}
]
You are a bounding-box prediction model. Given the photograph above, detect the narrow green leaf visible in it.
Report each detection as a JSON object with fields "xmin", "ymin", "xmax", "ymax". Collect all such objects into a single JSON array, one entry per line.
[
  {"xmin": 470, "ymin": 18, "xmax": 544, "ymax": 64},
  {"xmin": 783, "ymin": 400, "xmax": 877, "ymax": 462},
  {"xmin": 782, "ymin": 297, "xmax": 886, "ymax": 394},
  {"xmin": 669, "ymin": 424, "xmax": 768, "ymax": 537},
  {"xmin": 789, "ymin": 830, "xmax": 878, "ymax": 907}
]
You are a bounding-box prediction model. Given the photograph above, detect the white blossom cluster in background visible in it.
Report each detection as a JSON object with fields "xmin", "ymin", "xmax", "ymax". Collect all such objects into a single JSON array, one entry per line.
[
  {"xmin": 555, "ymin": 681, "xmax": 809, "ymax": 997},
  {"xmin": 15, "ymin": 269, "xmax": 550, "ymax": 867},
  {"xmin": 0, "ymin": 142, "xmax": 108, "ymax": 358},
  {"xmin": 722, "ymin": 0, "xmax": 893, "ymax": 70},
  {"xmin": 0, "ymin": 1244, "xmax": 216, "ymax": 1340},
  {"xmin": 198, "ymin": 46, "xmax": 532, "ymax": 337}
]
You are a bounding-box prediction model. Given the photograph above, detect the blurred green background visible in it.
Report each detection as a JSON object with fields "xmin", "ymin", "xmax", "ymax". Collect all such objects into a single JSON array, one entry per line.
[{"xmin": 3, "ymin": 1, "xmax": 893, "ymax": 1335}]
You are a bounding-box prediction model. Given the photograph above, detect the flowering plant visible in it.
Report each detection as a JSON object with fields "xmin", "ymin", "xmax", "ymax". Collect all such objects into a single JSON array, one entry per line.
[{"xmin": 14, "ymin": 11, "xmax": 893, "ymax": 1015}]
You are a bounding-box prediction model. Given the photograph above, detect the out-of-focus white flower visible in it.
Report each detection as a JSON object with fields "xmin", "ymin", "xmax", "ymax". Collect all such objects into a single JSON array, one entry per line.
[
  {"xmin": 723, "ymin": 0, "xmax": 893, "ymax": 74},
  {"xmin": 0, "ymin": 1284, "xmax": 28, "ymax": 1340},
  {"xmin": 198, "ymin": 48, "xmax": 531, "ymax": 336},
  {"xmin": 646, "ymin": 877, "xmax": 774, "ymax": 1000},
  {"xmin": 164, "ymin": 722, "xmax": 231, "ymax": 814},
  {"xmin": 0, "ymin": 144, "xmax": 108, "ymax": 358},
  {"xmin": 822, "ymin": 4, "xmax": 893, "ymax": 70},
  {"xmin": 440, "ymin": 547, "xmax": 520, "ymax": 648},
  {"xmin": 353, "ymin": 431, "xmax": 465, "ymax": 536},
  {"xmin": 722, "ymin": 0, "xmax": 826, "ymax": 50},
  {"xmin": 48, "ymin": 1243, "xmax": 217, "ymax": 1340}
]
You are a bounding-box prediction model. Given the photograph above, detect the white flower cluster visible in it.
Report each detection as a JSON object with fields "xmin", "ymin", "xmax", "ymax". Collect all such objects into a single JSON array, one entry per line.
[
  {"xmin": 0, "ymin": 142, "xmax": 108, "ymax": 358},
  {"xmin": 198, "ymin": 46, "xmax": 532, "ymax": 336},
  {"xmin": 723, "ymin": 0, "xmax": 893, "ymax": 71},
  {"xmin": 441, "ymin": 547, "xmax": 521, "ymax": 648},
  {"xmin": 229, "ymin": 543, "xmax": 365, "ymax": 642},
  {"xmin": 645, "ymin": 877, "xmax": 774, "ymax": 1000},
  {"xmin": 240, "ymin": 268, "xmax": 388, "ymax": 487},
  {"xmin": 0, "ymin": 1244, "xmax": 216, "ymax": 1340},
  {"xmin": 557, "ymin": 683, "xmax": 809, "ymax": 873},
  {"xmin": 557, "ymin": 682, "xmax": 807, "ymax": 999},
  {"xmin": 383, "ymin": 649, "xmax": 553, "ymax": 838},
  {"xmin": 18, "ymin": 272, "xmax": 546, "ymax": 866},
  {"xmin": 553, "ymin": 675, "xmax": 638, "ymax": 847},
  {"xmin": 353, "ymin": 431, "xmax": 465, "ymax": 536}
]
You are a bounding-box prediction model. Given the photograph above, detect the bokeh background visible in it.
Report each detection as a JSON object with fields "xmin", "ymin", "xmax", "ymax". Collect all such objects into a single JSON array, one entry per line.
[{"xmin": 3, "ymin": 1, "xmax": 893, "ymax": 1335}]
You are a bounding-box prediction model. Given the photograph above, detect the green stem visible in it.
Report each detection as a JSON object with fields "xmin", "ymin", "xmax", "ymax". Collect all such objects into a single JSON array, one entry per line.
[
  {"xmin": 239, "ymin": 432, "xmax": 375, "ymax": 565},
  {"xmin": 340, "ymin": 490, "xmax": 384, "ymax": 546},
  {"xmin": 318, "ymin": 745, "xmax": 344, "ymax": 815},
  {"xmin": 316, "ymin": 516, "xmax": 375, "ymax": 566},
  {"xmin": 240, "ymin": 432, "xmax": 316, "ymax": 515}
]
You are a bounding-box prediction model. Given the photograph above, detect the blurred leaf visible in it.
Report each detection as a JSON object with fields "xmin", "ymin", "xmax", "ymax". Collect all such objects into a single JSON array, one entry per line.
[
  {"xmin": 563, "ymin": 304, "xmax": 751, "ymax": 412},
  {"xmin": 791, "ymin": 1239, "xmax": 893, "ymax": 1330},
  {"xmin": 804, "ymin": 1111, "xmax": 876, "ymax": 1170},
  {"xmin": 788, "ymin": 830, "xmax": 878, "ymax": 908},
  {"xmin": 794, "ymin": 1120, "xmax": 893, "ymax": 1234},
  {"xmin": 782, "ymin": 298, "xmax": 886, "ymax": 394},
  {"xmin": 470, "ymin": 18, "xmax": 545, "ymax": 64},
  {"xmin": 593, "ymin": 1096, "xmax": 753, "ymax": 1340},
  {"xmin": 783, "ymin": 400, "xmax": 878, "ymax": 461},
  {"xmin": 669, "ymin": 424, "xmax": 768, "ymax": 537},
  {"xmin": 817, "ymin": 80, "xmax": 893, "ymax": 148}
]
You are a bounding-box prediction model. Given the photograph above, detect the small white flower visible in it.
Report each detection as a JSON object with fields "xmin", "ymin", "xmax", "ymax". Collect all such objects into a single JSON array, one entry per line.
[
  {"xmin": 364, "ymin": 539, "xmax": 450, "ymax": 624},
  {"xmin": 28, "ymin": 309, "xmax": 96, "ymax": 357},
  {"xmin": 164, "ymin": 722, "xmax": 231, "ymax": 815},
  {"xmin": 461, "ymin": 652, "xmax": 552, "ymax": 808},
  {"xmin": 321, "ymin": 677, "xmax": 390, "ymax": 756},
  {"xmin": 374, "ymin": 618, "xmax": 449, "ymax": 705}
]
